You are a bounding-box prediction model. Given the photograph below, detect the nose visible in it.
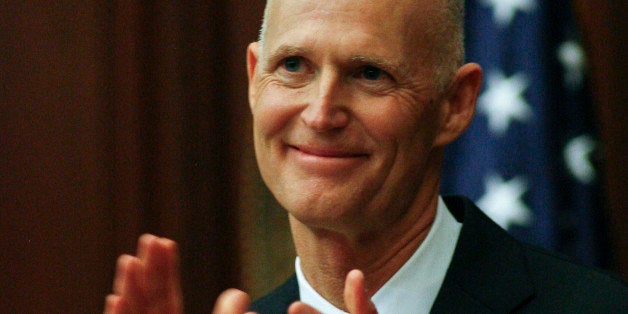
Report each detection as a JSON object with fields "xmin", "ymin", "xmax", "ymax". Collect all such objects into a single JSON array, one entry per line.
[{"xmin": 300, "ymin": 71, "xmax": 350, "ymax": 132}]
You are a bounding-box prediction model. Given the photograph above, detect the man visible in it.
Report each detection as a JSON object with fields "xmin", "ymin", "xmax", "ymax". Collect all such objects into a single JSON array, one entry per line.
[{"xmin": 104, "ymin": 0, "xmax": 627, "ymax": 313}]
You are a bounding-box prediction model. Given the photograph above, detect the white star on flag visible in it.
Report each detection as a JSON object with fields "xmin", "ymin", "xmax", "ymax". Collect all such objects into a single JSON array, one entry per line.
[
  {"xmin": 557, "ymin": 40, "xmax": 587, "ymax": 90},
  {"xmin": 481, "ymin": 0, "xmax": 537, "ymax": 26},
  {"xmin": 478, "ymin": 71, "xmax": 533, "ymax": 136},
  {"xmin": 477, "ymin": 174, "xmax": 533, "ymax": 229},
  {"xmin": 564, "ymin": 134, "xmax": 597, "ymax": 185}
]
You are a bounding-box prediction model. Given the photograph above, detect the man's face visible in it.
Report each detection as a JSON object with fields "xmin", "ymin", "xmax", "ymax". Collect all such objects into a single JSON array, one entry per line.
[{"xmin": 248, "ymin": 0, "xmax": 450, "ymax": 234}]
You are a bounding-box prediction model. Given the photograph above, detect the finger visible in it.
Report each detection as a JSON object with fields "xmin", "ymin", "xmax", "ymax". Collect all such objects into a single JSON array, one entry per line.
[
  {"xmin": 134, "ymin": 234, "xmax": 184, "ymax": 313},
  {"xmin": 161, "ymin": 237, "xmax": 183, "ymax": 307},
  {"xmin": 109, "ymin": 252, "xmax": 142, "ymax": 314},
  {"xmin": 344, "ymin": 270, "xmax": 377, "ymax": 314},
  {"xmin": 287, "ymin": 301, "xmax": 322, "ymax": 314},
  {"xmin": 143, "ymin": 236, "xmax": 182, "ymax": 300},
  {"xmin": 136, "ymin": 234, "xmax": 158, "ymax": 258},
  {"xmin": 104, "ymin": 294, "xmax": 129, "ymax": 314},
  {"xmin": 116, "ymin": 254, "xmax": 145, "ymax": 309},
  {"xmin": 113, "ymin": 255, "xmax": 140, "ymax": 296},
  {"xmin": 103, "ymin": 294, "xmax": 119, "ymax": 314},
  {"xmin": 112, "ymin": 255, "xmax": 127, "ymax": 296},
  {"xmin": 213, "ymin": 288, "xmax": 251, "ymax": 314}
]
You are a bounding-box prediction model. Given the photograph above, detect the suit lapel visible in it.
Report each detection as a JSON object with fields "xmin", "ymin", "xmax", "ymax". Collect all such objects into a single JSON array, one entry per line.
[
  {"xmin": 431, "ymin": 196, "xmax": 535, "ymax": 313},
  {"xmin": 249, "ymin": 274, "xmax": 299, "ymax": 313}
]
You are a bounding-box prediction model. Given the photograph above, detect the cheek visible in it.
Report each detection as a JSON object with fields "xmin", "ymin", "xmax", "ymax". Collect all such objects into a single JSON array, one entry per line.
[
  {"xmin": 359, "ymin": 97, "xmax": 442, "ymax": 176},
  {"xmin": 392, "ymin": 96, "xmax": 443, "ymax": 145},
  {"xmin": 252, "ymin": 84, "xmax": 305, "ymax": 137},
  {"xmin": 359, "ymin": 99, "xmax": 429, "ymax": 145}
]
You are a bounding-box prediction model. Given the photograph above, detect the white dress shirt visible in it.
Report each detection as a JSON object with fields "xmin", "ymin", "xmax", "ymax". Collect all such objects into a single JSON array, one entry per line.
[{"xmin": 296, "ymin": 196, "xmax": 462, "ymax": 313}]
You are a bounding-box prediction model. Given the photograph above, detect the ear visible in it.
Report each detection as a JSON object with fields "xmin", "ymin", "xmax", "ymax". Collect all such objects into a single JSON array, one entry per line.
[
  {"xmin": 247, "ymin": 42, "xmax": 260, "ymax": 110},
  {"xmin": 433, "ymin": 63, "xmax": 483, "ymax": 147}
]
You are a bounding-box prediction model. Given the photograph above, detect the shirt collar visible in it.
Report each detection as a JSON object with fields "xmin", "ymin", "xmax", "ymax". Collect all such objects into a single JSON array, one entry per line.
[{"xmin": 295, "ymin": 196, "xmax": 462, "ymax": 313}]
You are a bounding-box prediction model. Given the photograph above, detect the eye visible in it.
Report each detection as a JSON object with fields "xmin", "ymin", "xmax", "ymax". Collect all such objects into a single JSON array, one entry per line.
[
  {"xmin": 283, "ymin": 56, "xmax": 303, "ymax": 72},
  {"xmin": 362, "ymin": 65, "xmax": 383, "ymax": 80},
  {"xmin": 352, "ymin": 64, "xmax": 396, "ymax": 94}
]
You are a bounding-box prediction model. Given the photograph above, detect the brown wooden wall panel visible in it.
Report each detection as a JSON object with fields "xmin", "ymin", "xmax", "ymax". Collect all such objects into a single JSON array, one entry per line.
[
  {"xmin": 0, "ymin": 1, "xmax": 265, "ymax": 312},
  {"xmin": 0, "ymin": 2, "xmax": 113, "ymax": 311}
]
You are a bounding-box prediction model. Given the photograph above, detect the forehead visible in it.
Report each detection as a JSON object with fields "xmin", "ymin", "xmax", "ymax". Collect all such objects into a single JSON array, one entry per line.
[
  {"xmin": 270, "ymin": 0, "xmax": 401, "ymax": 22},
  {"xmin": 264, "ymin": 0, "xmax": 440, "ymax": 57}
]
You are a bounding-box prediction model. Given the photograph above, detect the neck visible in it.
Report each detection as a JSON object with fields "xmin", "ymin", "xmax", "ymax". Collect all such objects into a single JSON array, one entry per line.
[{"xmin": 290, "ymin": 169, "xmax": 441, "ymax": 310}]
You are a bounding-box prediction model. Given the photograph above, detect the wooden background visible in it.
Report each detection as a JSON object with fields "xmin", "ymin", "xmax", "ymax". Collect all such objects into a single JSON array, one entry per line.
[{"xmin": 1, "ymin": 1, "xmax": 625, "ymax": 312}]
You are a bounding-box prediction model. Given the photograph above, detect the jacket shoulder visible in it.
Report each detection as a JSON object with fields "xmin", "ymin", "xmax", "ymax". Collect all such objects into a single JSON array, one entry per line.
[
  {"xmin": 520, "ymin": 243, "xmax": 627, "ymax": 312},
  {"xmin": 438, "ymin": 195, "xmax": 627, "ymax": 313}
]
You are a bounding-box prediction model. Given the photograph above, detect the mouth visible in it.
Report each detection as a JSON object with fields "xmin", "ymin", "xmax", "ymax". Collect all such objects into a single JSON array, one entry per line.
[
  {"xmin": 286, "ymin": 143, "xmax": 370, "ymax": 173},
  {"xmin": 290, "ymin": 145, "xmax": 369, "ymax": 159}
]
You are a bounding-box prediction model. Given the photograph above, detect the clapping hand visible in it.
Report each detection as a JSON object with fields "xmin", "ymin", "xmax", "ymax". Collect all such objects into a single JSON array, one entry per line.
[{"xmin": 104, "ymin": 234, "xmax": 377, "ymax": 314}]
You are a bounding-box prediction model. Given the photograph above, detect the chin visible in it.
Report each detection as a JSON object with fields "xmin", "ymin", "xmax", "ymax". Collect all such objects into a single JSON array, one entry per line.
[{"xmin": 282, "ymin": 195, "xmax": 367, "ymax": 231}]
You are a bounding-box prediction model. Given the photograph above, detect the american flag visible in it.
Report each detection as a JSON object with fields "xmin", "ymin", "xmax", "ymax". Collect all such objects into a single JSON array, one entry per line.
[{"xmin": 441, "ymin": 0, "xmax": 606, "ymax": 267}]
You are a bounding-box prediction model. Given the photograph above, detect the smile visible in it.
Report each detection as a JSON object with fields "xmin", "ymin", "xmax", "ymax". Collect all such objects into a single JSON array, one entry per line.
[
  {"xmin": 294, "ymin": 145, "xmax": 367, "ymax": 158},
  {"xmin": 287, "ymin": 144, "xmax": 369, "ymax": 172}
]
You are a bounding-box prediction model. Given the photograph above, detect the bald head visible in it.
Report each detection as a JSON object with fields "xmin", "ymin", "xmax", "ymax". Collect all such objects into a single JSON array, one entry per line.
[
  {"xmin": 257, "ymin": 0, "xmax": 465, "ymax": 91},
  {"xmin": 246, "ymin": 0, "xmax": 483, "ymax": 258}
]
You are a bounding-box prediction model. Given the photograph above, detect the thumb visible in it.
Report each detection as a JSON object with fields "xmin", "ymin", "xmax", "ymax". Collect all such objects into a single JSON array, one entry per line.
[
  {"xmin": 344, "ymin": 270, "xmax": 377, "ymax": 314},
  {"xmin": 287, "ymin": 301, "xmax": 322, "ymax": 314},
  {"xmin": 213, "ymin": 289, "xmax": 251, "ymax": 314}
]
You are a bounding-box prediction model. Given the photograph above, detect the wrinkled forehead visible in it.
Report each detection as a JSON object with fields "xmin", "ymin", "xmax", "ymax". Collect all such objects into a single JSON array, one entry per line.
[
  {"xmin": 264, "ymin": 0, "xmax": 442, "ymax": 47},
  {"xmin": 269, "ymin": 0, "xmax": 395, "ymax": 21}
]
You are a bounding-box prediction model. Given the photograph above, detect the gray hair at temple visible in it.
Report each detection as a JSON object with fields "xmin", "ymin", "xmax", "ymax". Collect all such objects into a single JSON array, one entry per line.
[{"xmin": 257, "ymin": 0, "xmax": 466, "ymax": 93}]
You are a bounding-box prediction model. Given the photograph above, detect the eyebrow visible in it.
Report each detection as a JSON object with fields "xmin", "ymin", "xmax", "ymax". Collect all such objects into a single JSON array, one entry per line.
[{"xmin": 265, "ymin": 45, "xmax": 311, "ymax": 67}]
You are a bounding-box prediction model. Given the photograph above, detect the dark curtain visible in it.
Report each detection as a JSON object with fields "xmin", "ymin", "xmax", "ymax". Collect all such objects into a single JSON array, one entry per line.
[
  {"xmin": 0, "ymin": 1, "xmax": 623, "ymax": 312},
  {"xmin": 574, "ymin": 0, "xmax": 627, "ymax": 279},
  {"xmin": 0, "ymin": 1, "xmax": 272, "ymax": 312}
]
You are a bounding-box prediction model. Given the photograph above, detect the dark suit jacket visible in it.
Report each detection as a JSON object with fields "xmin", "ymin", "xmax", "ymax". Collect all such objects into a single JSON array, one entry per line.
[{"xmin": 250, "ymin": 196, "xmax": 627, "ymax": 313}]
